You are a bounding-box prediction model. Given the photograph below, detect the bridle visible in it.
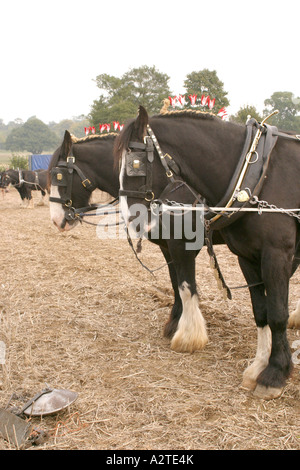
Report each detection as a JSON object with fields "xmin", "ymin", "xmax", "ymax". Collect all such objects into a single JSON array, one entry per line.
[
  {"xmin": 119, "ymin": 124, "xmax": 184, "ymax": 204},
  {"xmin": 49, "ymin": 155, "xmax": 97, "ymax": 221}
]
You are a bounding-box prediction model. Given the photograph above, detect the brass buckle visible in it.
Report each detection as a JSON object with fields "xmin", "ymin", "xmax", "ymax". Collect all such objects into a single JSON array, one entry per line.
[{"xmin": 82, "ymin": 178, "xmax": 91, "ymax": 188}]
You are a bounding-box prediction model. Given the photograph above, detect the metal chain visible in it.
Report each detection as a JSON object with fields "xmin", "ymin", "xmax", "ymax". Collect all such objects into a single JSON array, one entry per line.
[
  {"xmin": 158, "ymin": 197, "xmax": 300, "ymax": 222},
  {"xmin": 250, "ymin": 196, "xmax": 300, "ymax": 222}
]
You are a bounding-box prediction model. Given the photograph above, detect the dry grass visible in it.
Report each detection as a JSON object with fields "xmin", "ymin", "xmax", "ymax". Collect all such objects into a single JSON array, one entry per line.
[{"xmin": 0, "ymin": 188, "xmax": 299, "ymax": 450}]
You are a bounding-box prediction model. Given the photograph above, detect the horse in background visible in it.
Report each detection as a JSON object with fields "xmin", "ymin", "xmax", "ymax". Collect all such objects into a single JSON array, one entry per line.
[{"xmin": 3, "ymin": 169, "xmax": 49, "ymax": 207}]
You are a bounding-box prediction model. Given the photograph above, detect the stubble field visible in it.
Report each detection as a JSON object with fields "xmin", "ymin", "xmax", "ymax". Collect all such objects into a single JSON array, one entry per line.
[{"xmin": 0, "ymin": 188, "xmax": 299, "ymax": 450}]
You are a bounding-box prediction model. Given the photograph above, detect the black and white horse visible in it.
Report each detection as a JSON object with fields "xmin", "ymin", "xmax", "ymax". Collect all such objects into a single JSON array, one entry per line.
[
  {"xmin": 115, "ymin": 106, "xmax": 300, "ymax": 399},
  {"xmin": 3, "ymin": 169, "xmax": 49, "ymax": 207},
  {"xmin": 48, "ymin": 126, "xmax": 299, "ymax": 399},
  {"xmin": 48, "ymin": 131, "xmax": 226, "ymax": 334}
]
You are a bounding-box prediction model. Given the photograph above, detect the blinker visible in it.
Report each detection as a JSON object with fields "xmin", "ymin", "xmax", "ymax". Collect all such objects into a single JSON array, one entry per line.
[
  {"xmin": 125, "ymin": 152, "xmax": 147, "ymax": 176},
  {"xmin": 51, "ymin": 167, "xmax": 68, "ymax": 187}
]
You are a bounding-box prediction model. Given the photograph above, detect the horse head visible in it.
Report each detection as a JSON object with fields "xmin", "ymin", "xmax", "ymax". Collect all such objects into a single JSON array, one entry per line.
[
  {"xmin": 49, "ymin": 130, "xmax": 96, "ymax": 232},
  {"xmin": 0, "ymin": 171, "xmax": 11, "ymax": 189},
  {"xmin": 116, "ymin": 106, "xmax": 173, "ymax": 239}
]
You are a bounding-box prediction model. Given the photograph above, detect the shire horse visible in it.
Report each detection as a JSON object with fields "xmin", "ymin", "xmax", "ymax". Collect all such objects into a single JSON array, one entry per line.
[
  {"xmin": 115, "ymin": 106, "xmax": 300, "ymax": 400},
  {"xmin": 48, "ymin": 130, "xmax": 223, "ymax": 319},
  {"xmin": 3, "ymin": 169, "xmax": 49, "ymax": 206}
]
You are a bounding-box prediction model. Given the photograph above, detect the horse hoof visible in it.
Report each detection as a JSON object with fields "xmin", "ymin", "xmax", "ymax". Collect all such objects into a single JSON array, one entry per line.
[
  {"xmin": 240, "ymin": 376, "xmax": 257, "ymax": 391},
  {"xmin": 288, "ymin": 301, "xmax": 300, "ymax": 329},
  {"xmin": 288, "ymin": 314, "xmax": 300, "ymax": 329},
  {"xmin": 253, "ymin": 384, "xmax": 283, "ymax": 400},
  {"xmin": 170, "ymin": 332, "xmax": 208, "ymax": 353}
]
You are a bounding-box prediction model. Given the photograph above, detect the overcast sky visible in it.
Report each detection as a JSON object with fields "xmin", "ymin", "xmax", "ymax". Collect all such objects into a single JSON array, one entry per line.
[{"xmin": 1, "ymin": 0, "xmax": 299, "ymax": 124}]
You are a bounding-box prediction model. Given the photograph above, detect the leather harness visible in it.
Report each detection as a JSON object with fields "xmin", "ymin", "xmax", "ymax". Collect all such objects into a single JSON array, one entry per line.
[
  {"xmin": 49, "ymin": 155, "xmax": 97, "ymax": 220},
  {"xmin": 120, "ymin": 116, "xmax": 300, "ymax": 231}
]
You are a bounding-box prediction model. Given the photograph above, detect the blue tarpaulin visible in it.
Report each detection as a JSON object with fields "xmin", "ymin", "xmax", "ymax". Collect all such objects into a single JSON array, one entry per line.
[{"xmin": 29, "ymin": 154, "xmax": 52, "ymax": 171}]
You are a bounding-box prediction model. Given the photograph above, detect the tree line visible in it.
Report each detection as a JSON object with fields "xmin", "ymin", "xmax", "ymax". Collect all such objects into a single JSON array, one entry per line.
[{"xmin": 2, "ymin": 66, "xmax": 300, "ymax": 154}]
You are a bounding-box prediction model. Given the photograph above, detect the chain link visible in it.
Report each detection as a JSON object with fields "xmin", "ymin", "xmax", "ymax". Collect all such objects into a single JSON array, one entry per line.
[
  {"xmin": 160, "ymin": 197, "xmax": 300, "ymax": 222},
  {"xmin": 250, "ymin": 196, "xmax": 300, "ymax": 222}
]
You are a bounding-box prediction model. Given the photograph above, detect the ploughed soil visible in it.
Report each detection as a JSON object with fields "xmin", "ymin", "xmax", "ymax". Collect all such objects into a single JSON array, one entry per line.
[{"xmin": 0, "ymin": 188, "xmax": 299, "ymax": 450}]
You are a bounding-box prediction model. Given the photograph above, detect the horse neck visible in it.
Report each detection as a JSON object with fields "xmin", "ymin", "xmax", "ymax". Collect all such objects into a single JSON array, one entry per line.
[
  {"xmin": 73, "ymin": 140, "xmax": 119, "ymax": 198},
  {"xmin": 152, "ymin": 116, "xmax": 246, "ymax": 205}
]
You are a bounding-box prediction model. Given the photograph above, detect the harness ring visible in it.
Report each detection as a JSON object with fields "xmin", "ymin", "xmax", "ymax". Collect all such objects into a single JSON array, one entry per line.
[{"xmin": 145, "ymin": 191, "xmax": 155, "ymax": 202}]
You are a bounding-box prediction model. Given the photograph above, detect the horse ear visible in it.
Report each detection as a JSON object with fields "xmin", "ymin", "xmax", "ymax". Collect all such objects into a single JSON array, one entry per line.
[
  {"xmin": 60, "ymin": 130, "xmax": 73, "ymax": 159},
  {"xmin": 134, "ymin": 105, "xmax": 149, "ymax": 140}
]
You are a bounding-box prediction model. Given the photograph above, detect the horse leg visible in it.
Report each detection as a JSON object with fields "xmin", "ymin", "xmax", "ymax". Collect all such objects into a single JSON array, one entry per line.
[
  {"xmin": 255, "ymin": 250, "xmax": 293, "ymax": 399},
  {"xmin": 288, "ymin": 242, "xmax": 300, "ymax": 329},
  {"xmin": 28, "ymin": 191, "xmax": 34, "ymax": 208},
  {"xmin": 238, "ymin": 257, "xmax": 271, "ymax": 391},
  {"xmin": 37, "ymin": 190, "xmax": 46, "ymax": 206},
  {"xmin": 167, "ymin": 239, "xmax": 208, "ymax": 353},
  {"xmin": 159, "ymin": 246, "xmax": 183, "ymax": 339}
]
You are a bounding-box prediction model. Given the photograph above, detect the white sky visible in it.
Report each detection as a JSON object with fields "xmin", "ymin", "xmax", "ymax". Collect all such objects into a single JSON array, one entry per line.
[{"xmin": 1, "ymin": 0, "xmax": 299, "ymax": 124}]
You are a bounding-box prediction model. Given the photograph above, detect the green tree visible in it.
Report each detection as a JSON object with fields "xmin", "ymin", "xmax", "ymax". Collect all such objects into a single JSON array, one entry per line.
[
  {"xmin": 9, "ymin": 154, "xmax": 28, "ymax": 170},
  {"xmin": 49, "ymin": 116, "xmax": 90, "ymax": 139},
  {"xmin": 263, "ymin": 91, "xmax": 300, "ymax": 132},
  {"xmin": 5, "ymin": 117, "xmax": 60, "ymax": 153},
  {"xmin": 90, "ymin": 65, "xmax": 171, "ymax": 126},
  {"xmin": 230, "ymin": 105, "xmax": 262, "ymax": 125},
  {"xmin": 183, "ymin": 69, "xmax": 230, "ymax": 111}
]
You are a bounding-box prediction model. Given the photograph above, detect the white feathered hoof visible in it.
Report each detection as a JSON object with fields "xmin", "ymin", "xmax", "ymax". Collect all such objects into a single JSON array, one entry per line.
[
  {"xmin": 288, "ymin": 300, "xmax": 300, "ymax": 329},
  {"xmin": 253, "ymin": 384, "xmax": 284, "ymax": 400},
  {"xmin": 170, "ymin": 282, "xmax": 208, "ymax": 353}
]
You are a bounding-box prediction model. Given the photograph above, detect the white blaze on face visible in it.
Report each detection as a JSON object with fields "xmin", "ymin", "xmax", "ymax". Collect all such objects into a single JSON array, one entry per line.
[
  {"xmin": 49, "ymin": 185, "xmax": 73, "ymax": 232},
  {"xmin": 119, "ymin": 150, "xmax": 157, "ymax": 240},
  {"xmin": 119, "ymin": 151, "xmax": 130, "ymax": 226}
]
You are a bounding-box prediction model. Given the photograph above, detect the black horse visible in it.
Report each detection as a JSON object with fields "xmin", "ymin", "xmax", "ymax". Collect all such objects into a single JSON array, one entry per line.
[
  {"xmin": 48, "ymin": 130, "xmax": 227, "ymax": 337},
  {"xmin": 115, "ymin": 106, "xmax": 300, "ymax": 400},
  {"xmin": 48, "ymin": 132, "xmax": 119, "ymax": 231},
  {"xmin": 3, "ymin": 169, "xmax": 49, "ymax": 206}
]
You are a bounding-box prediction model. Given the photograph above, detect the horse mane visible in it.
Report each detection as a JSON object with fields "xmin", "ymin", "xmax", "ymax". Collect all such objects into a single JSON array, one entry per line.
[
  {"xmin": 158, "ymin": 98, "xmax": 216, "ymax": 121},
  {"xmin": 114, "ymin": 107, "xmax": 218, "ymax": 166},
  {"xmin": 70, "ymin": 132, "xmax": 118, "ymax": 145},
  {"xmin": 114, "ymin": 118, "xmax": 136, "ymax": 166}
]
